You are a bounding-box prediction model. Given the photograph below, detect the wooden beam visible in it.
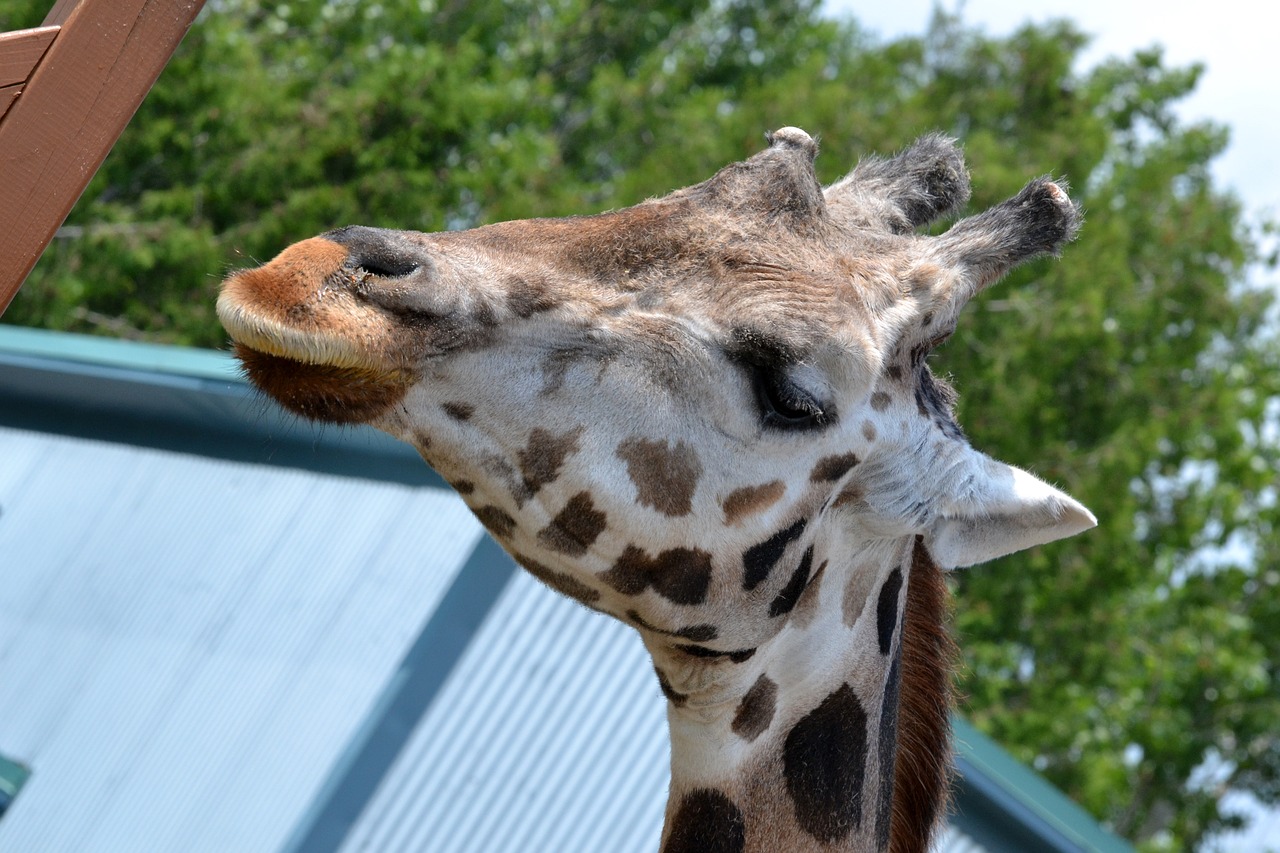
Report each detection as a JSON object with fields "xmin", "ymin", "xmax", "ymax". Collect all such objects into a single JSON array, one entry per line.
[
  {"xmin": 0, "ymin": 83, "xmax": 23, "ymax": 124},
  {"xmin": 42, "ymin": 0, "xmax": 82, "ymax": 27},
  {"xmin": 0, "ymin": 26, "xmax": 58, "ymax": 88},
  {"xmin": 0, "ymin": 0, "xmax": 206, "ymax": 317}
]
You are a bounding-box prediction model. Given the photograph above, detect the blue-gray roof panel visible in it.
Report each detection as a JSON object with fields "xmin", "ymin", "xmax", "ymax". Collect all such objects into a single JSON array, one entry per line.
[{"xmin": 0, "ymin": 425, "xmax": 481, "ymax": 853}]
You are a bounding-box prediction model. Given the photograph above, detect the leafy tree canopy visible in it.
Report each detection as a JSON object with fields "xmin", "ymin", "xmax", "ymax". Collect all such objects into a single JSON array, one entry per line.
[{"xmin": 4, "ymin": 1, "xmax": 1278, "ymax": 849}]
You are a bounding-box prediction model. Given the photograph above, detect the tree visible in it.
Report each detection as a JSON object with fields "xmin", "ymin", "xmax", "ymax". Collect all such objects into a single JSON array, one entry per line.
[{"xmin": 4, "ymin": 2, "xmax": 1277, "ymax": 848}]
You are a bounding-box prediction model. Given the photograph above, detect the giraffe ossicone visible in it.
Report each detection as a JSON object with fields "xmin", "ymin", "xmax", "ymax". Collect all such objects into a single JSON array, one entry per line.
[{"xmin": 218, "ymin": 127, "xmax": 1095, "ymax": 852}]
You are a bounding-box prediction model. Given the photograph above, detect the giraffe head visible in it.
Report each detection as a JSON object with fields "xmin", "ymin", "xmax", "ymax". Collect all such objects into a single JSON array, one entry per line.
[{"xmin": 218, "ymin": 128, "xmax": 1095, "ymax": 847}]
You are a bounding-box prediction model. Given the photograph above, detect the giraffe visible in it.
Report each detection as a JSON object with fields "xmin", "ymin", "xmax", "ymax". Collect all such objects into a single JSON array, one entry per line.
[{"xmin": 216, "ymin": 128, "xmax": 1095, "ymax": 852}]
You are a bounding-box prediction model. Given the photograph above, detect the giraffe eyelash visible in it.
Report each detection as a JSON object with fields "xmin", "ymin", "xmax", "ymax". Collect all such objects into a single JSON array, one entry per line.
[{"xmin": 752, "ymin": 366, "xmax": 834, "ymax": 430}]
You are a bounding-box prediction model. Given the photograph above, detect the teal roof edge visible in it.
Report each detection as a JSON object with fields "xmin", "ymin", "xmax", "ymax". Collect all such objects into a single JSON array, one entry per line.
[
  {"xmin": 0, "ymin": 324, "xmax": 446, "ymax": 488},
  {"xmin": 0, "ymin": 324, "xmax": 242, "ymax": 383},
  {"xmin": 952, "ymin": 715, "xmax": 1134, "ymax": 852}
]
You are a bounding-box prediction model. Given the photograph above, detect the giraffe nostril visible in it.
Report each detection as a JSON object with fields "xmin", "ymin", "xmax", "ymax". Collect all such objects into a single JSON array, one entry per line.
[
  {"xmin": 324, "ymin": 225, "xmax": 426, "ymax": 279},
  {"xmin": 355, "ymin": 259, "xmax": 419, "ymax": 279}
]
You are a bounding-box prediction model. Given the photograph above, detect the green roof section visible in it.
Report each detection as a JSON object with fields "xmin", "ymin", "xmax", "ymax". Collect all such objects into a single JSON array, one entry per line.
[{"xmin": 952, "ymin": 716, "xmax": 1134, "ymax": 852}]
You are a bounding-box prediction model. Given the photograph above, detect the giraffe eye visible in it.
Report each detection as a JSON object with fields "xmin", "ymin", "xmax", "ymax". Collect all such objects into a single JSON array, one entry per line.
[{"xmin": 753, "ymin": 367, "xmax": 830, "ymax": 430}]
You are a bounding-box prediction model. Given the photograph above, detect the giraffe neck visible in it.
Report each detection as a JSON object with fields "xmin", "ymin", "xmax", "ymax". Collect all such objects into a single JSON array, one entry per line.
[{"xmin": 654, "ymin": 538, "xmax": 953, "ymax": 853}]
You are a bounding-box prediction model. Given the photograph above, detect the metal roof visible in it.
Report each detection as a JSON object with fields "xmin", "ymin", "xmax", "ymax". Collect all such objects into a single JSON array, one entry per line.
[
  {"xmin": 0, "ymin": 423, "xmax": 482, "ymax": 853},
  {"xmin": 0, "ymin": 325, "xmax": 1133, "ymax": 853}
]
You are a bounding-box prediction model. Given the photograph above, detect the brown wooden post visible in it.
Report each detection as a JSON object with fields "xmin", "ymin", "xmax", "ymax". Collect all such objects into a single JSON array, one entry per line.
[{"xmin": 0, "ymin": 0, "xmax": 207, "ymax": 317}]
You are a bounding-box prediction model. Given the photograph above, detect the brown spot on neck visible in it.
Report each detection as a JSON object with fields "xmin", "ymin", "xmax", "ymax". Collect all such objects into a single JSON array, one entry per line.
[
  {"xmin": 536, "ymin": 492, "xmax": 608, "ymax": 555},
  {"xmin": 474, "ymin": 505, "xmax": 516, "ymax": 539},
  {"xmin": 600, "ymin": 545, "xmax": 714, "ymax": 605},
  {"xmin": 516, "ymin": 426, "xmax": 584, "ymax": 498},
  {"xmin": 617, "ymin": 437, "xmax": 703, "ymax": 517},
  {"xmin": 789, "ymin": 559, "xmax": 827, "ymax": 629},
  {"xmin": 721, "ymin": 480, "xmax": 785, "ymax": 525},
  {"xmin": 889, "ymin": 539, "xmax": 955, "ymax": 853},
  {"xmin": 730, "ymin": 674, "xmax": 777, "ymax": 742}
]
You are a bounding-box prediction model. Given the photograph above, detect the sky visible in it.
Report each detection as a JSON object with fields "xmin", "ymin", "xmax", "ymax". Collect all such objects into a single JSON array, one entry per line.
[
  {"xmin": 821, "ymin": 6, "xmax": 1280, "ymax": 847},
  {"xmin": 825, "ymin": 0, "xmax": 1280, "ymax": 230}
]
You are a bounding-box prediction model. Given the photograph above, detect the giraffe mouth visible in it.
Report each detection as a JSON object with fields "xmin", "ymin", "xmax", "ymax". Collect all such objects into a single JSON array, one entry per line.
[{"xmin": 229, "ymin": 342, "xmax": 415, "ymax": 423}]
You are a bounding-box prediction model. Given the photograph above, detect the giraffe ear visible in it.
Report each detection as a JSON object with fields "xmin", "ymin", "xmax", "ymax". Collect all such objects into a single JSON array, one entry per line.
[{"xmin": 925, "ymin": 455, "xmax": 1096, "ymax": 569}]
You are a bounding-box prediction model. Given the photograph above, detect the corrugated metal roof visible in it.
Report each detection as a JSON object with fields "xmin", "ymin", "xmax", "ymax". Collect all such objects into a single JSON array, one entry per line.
[
  {"xmin": 0, "ymin": 424, "xmax": 482, "ymax": 853},
  {"xmin": 338, "ymin": 570, "xmax": 669, "ymax": 853}
]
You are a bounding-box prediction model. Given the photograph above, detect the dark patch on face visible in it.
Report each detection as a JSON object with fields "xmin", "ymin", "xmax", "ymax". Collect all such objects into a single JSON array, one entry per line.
[
  {"xmin": 769, "ymin": 545, "xmax": 815, "ymax": 618},
  {"xmin": 626, "ymin": 609, "xmax": 718, "ymax": 642},
  {"xmin": 809, "ymin": 452, "xmax": 860, "ymax": 483},
  {"xmin": 870, "ymin": 391, "xmax": 892, "ymax": 411},
  {"xmin": 742, "ymin": 517, "xmax": 807, "ymax": 591},
  {"xmin": 452, "ymin": 479, "xmax": 475, "ymax": 495},
  {"xmin": 661, "ymin": 788, "xmax": 746, "ymax": 853},
  {"xmin": 876, "ymin": 568, "xmax": 904, "ymax": 655},
  {"xmin": 861, "ymin": 421, "xmax": 877, "ymax": 442},
  {"xmin": 536, "ymin": 337, "xmax": 620, "ymax": 396},
  {"xmin": 442, "ymin": 401, "xmax": 474, "ymax": 421},
  {"xmin": 914, "ymin": 366, "xmax": 966, "ymax": 441},
  {"xmin": 601, "ymin": 545, "xmax": 713, "ymax": 605},
  {"xmin": 721, "ymin": 480, "xmax": 785, "ymax": 526},
  {"xmin": 411, "ymin": 429, "xmax": 432, "ymax": 450},
  {"xmin": 616, "ymin": 437, "xmax": 703, "ymax": 517},
  {"xmin": 517, "ymin": 426, "xmax": 584, "ymax": 498},
  {"xmin": 675, "ymin": 644, "xmax": 757, "ymax": 663},
  {"xmin": 783, "ymin": 683, "xmax": 869, "ymax": 843},
  {"xmin": 885, "ymin": 364, "xmax": 904, "ymax": 382},
  {"xmin": 536, "ymin": 491, "xmax": 607, "ymax": 555},
  {"xmin": 474, "ymin": 505, "xmax": 516, "ymax": 539},
  {"xmin": 514, "ymin": 552, "xmax": 601, "ymax": 605},
  {"xmin": 506, "ymin": 274, "xmax": 561, "ymax": 318},
  {"xmin": 875, "ymin": 647, "xmax": 902, "ymax": 850},
  {"xmin": 655, "ymin": 665, "xmax": 688, "ymax": 707},
  {"xmin": 731, "ymin": 674, "xmax": 778, "ymax": 742}
]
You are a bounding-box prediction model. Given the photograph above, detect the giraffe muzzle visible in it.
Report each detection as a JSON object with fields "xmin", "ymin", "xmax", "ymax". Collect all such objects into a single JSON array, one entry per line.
[{"xmin": 217, "ymin": 234, "xmax": 427, "ymax": 423}]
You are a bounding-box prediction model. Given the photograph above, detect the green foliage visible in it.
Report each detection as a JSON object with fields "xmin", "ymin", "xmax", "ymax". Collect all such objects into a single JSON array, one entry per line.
[{"xmin": 5, "ymin": 2, "xmax": 1278, "ymax": 848}]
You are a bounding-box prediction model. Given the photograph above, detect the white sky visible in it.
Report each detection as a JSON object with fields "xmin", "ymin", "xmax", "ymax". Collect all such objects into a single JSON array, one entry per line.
[{"xmin": 825, "ymin": 0, "xmax": 1280, "ymax": 225}]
